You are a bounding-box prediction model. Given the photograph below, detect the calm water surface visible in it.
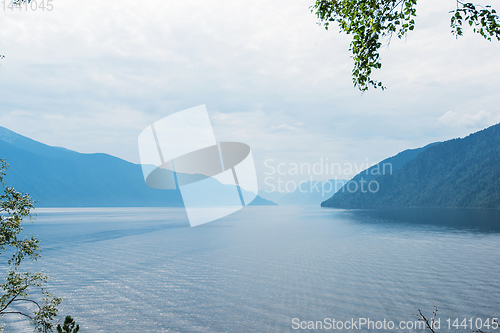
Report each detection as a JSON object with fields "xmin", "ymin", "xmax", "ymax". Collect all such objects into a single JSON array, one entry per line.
[{"xmin": 2, "ymin": 206, "xmax": 500, "ymax": 332}]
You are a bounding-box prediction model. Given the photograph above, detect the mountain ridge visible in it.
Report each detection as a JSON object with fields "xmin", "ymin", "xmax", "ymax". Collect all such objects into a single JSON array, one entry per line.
[
  {"xmin": 0, "ymin": 126, "xmax": 274, "ymax": 207},
  {"xmin": 322, "ymin": 123, "xmax": 500, "ymax": 209}
]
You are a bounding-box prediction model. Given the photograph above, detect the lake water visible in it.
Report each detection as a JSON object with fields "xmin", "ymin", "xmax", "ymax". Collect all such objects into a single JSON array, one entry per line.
[{"xmin": 2, "ymin": 206, "xmax": 500, "ymax": 332}]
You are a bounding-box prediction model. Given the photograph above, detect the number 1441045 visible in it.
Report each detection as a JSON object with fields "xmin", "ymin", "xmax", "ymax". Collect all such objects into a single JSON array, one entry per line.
[{"xmin": 2, "ymin": 0, "xmax": 54, "ymax": 11}]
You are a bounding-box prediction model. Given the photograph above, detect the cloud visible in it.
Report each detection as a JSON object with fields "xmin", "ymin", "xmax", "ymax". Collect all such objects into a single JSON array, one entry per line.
[
  {"xmin": 0, "ymin": 0, "xmax": 499, "ymax": 182},
  {"xmin": 438, "ymin": 110, "xmax": 500, "ymax": 129}
]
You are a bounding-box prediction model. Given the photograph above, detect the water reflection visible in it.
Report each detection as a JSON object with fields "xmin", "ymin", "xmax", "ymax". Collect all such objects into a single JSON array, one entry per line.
[{"xmin": 338, "ymin": 208, "xmax": 500, "ymax": 233}]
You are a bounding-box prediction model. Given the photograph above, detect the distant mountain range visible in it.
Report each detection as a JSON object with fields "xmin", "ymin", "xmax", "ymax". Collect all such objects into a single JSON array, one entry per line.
[
  {"xmin": 322, "ymin": 123, "xmax": 500, "ymax": 209},
  {"xmin": 260, "ymin": 179, "xmax": 347, "ymax": 206},
  {"xmin": 0, "ymin": 127, "xmax": 275, "ymax": 207}
]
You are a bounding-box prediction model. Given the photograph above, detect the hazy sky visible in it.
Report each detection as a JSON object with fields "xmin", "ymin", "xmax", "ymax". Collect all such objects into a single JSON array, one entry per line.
[{"xmin": 1, "ymin": 0, "xmax": 499, "ymax": 190}]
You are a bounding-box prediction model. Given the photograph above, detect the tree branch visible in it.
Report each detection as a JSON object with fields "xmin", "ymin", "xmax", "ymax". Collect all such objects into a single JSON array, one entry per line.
[
  {"xmin": 12, "ymin": 298, "xmax": 42, "ymax": 311},
  {"xmin": 1, "ymin": 311, "xmax": 34, "ymax": 319},
  {"xmin": 417, "ymin": 309, "xmax": 436, "ymax": 333},
  {"xmin": 0, "ymin": 284, "xmax": 30, "ymax": 314}
]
